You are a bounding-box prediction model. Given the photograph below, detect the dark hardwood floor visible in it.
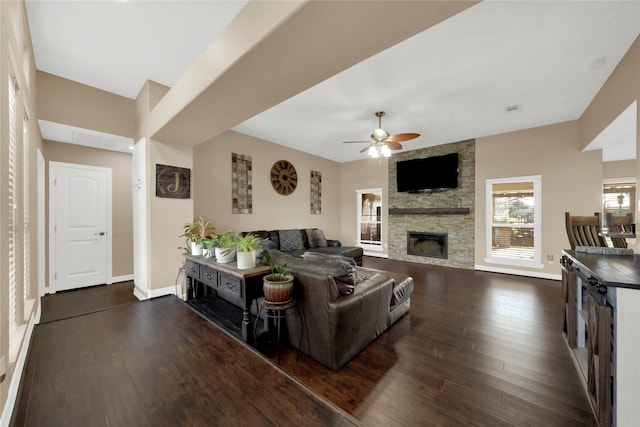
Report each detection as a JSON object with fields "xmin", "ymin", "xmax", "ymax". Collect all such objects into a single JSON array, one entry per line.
[
  {"xmin": 15, "ymin": 257, "xmax": 595, "ymax": 426},
  {"xmin": 266, "ymin": 257, "xmax": 596, "ymax": 427},
  {"xmin": 39, "ymin": 281, "xmax": 139, "ymax": 323},
  {"xmin": 15, "ymin": 296, "xmax": 356, "ymax": 426}
]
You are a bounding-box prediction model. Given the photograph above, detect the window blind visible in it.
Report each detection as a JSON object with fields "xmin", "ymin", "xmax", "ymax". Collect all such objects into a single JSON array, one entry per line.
[
  {"xmin": 8, "ymin": 74, "xmax": 17, "ymax": 336},
  {"xmin": 23, "ymin": 114, "xmax": 30, "ymax": 303}
]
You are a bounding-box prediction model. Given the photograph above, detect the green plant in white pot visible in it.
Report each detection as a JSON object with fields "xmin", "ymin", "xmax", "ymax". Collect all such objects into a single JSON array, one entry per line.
[
  {"xmin": 214, "ymin": 231, "xmax": 237, "ymax": 263},
  {"xmin": 181, "ymin": 216, "xmax": 215, "ymax": 256},
  {"xmin": 262, "ymin": 250, "xmax": 294, "ymax": 303},
  {"xmin": 236, "ymin": 233, "xmax": 264, "ymax": 270},
  {"xmin": 200, "ymin": 237, "xmax": 216, "ymax": 258}
]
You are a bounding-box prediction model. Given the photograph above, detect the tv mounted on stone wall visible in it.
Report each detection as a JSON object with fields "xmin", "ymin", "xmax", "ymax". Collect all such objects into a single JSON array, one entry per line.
[{"xmin": 396, "ymin": 152, "xmax": 459, "ymax": 193}]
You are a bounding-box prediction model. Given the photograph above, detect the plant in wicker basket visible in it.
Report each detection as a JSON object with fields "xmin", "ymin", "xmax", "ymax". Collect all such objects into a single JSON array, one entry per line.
[{"xmin": 262, "ymin": 250, "xmax": 294, "ymax": 303}]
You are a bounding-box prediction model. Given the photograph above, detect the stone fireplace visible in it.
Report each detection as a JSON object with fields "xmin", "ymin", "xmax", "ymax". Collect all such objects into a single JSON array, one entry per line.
[
  {"xmin": 388, "ymin": 139, "xmax": 475, "ymax": 269},
  {"xmin": 407, "ymin": 231, "xmax": 448, "ymax": 259}
]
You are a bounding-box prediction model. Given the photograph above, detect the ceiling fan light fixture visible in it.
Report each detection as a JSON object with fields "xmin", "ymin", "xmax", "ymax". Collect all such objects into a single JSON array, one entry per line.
[
  {"xmin": 343, "ymin": 111, "xmax": 419, "ymax": 158},
  {"xmin": 372, "ymin": 128, "xmax": 389, "ymax": 141},
  {"xmin": 368, "ymin": 145, "xmax": 379, "ymax": 158}
]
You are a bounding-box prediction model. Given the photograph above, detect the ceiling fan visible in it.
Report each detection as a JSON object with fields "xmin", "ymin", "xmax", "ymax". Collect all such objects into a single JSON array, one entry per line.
[{"xmin": 343, "ymin": 111, "xmax": 420, "ymax": 158}]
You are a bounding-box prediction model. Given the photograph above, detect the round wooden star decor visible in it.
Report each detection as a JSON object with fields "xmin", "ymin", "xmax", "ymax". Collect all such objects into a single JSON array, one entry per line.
[{"xmin": 270, "ymin": 160, "xmax": 298, "ymax": 195}]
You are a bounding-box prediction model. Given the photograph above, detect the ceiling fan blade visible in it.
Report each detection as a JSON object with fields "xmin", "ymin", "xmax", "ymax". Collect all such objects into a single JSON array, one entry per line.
[
  {"xmin": 360, "ymin": 144, "xmax": 373, "ymax": 153},
  {"xmin": 387, "ymin": 141, "xmax": 403, "ymax": 150},
  {"xmin": 342, "ymin": 140, "xmax": 371, "ymax": 144},
  {"xmin": 389, "ymin": 133, "xmax": 420, "ymax": 143}
]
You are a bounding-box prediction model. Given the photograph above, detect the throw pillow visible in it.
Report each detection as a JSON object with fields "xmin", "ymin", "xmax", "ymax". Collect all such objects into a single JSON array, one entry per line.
[
  {"xmin": 278, "ymin": 229, "xmax": 305, "ymax": 252},
  {"xmin": 306, "ymin": 229, "xmax": 328, "ymax": 248}
]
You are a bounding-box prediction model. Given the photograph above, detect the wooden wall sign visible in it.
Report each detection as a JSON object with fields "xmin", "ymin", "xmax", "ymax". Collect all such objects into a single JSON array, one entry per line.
[{"xmin": 156, "ymin": 164, "xmax": 190, "ymax": 199}]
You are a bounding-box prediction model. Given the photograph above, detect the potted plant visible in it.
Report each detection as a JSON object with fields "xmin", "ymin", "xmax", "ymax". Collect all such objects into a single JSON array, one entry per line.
[
  {"xmin": 181, "ymin": 216, "xmax": 215, "ymax": 256},
  {"xmin": 200, "ymin": 237, "xmax": 216, "ymax": 258},
  {"xmin": 214, "ymin": 230, "xmax": 238, "ymax": 263},
  {"xmin": 235, "ymin": 233, "xmax": 264, "ymax": 269},
  {"xmin": 262, "ymin": 250, "xmax": 294, "ymax": 303}
]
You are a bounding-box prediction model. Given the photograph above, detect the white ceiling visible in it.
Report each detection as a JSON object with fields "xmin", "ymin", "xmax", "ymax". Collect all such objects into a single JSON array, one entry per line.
[{"xmin": 26, "ymin": 1, "xmax": 640, "ymax": 163}]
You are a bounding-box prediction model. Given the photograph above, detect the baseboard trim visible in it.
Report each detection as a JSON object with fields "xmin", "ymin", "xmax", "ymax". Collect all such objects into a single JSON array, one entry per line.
[
  {"xmin": 133, "ymin": 285, "xmax": 148, "ymax": 301},
  {"xmin": 364, "ymin": 251, "xmax": 388, "ymax": 258},
  {"xmin": 134, "ymin": 284, "xmax": 180, "ymax": 301},
  {"xmin": 474, "ymin": 264, "xmax": 561, "ymax": 281},
  {"xmin": 1, "ymin": 303, "xmax": 40, "ymax": 427},
  {"xmin": 148, "ymin": 284, "xmax": 179, "ymax": 299},
  {"xmin": 111, "ymin": 274, "xmax": 134, "ymax": 283}
]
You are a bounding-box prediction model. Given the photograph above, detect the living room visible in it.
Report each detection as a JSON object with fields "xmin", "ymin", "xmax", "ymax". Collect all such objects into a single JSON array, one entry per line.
[{"xmin": 1, "ymin": 1, "xmax": 640, "ymax": 425}]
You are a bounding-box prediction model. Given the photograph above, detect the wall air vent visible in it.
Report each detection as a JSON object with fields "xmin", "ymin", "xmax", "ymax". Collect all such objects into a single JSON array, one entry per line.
[{"xmin": 505, "ymin": 104, "xmax": 521, "ymax": 114}]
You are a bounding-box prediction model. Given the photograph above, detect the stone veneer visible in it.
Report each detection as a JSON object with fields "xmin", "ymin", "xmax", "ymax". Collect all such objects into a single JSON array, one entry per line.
[{"xmin": 388, "ymin": 139, "xmax": 475, "ymax": 269}]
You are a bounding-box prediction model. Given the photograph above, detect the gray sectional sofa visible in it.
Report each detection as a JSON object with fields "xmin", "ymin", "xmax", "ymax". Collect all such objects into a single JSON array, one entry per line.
[
  {"xmin": 242, "ymin": 228, "xmax": 364, "ymax": 265},
  {"xmin": 266, "ymin": 249, "xmax": 414, "ymax": 371}
]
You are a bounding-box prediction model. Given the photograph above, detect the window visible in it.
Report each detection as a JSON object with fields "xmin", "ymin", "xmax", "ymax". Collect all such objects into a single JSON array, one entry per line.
[
  {"xmin": 602, "ymin": 180, "xmax": 635, "ymax": 230},
  {"xmin": 485, "ymin": 176, "xmax": 542, "ymax": 268},
  {"xmin": 356, "ymin": 189, "xmax": 382, "ymax": 251},
  {"xmin": 8, "ymin": 72, "xmax": 21, "ymax": 361},
  {"xmin": 23, "ymin": 112, "xmax": 33, "ymax": 318}
]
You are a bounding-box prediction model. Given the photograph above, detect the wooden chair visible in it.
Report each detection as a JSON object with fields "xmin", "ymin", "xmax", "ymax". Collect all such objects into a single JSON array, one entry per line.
[
  {"xmin": 605, "ymin": 212, "xmax": 633, "ymax": 248},
  {"xmin": 565, "ymin": 212, "xmax": 607, "ymax": 250}
]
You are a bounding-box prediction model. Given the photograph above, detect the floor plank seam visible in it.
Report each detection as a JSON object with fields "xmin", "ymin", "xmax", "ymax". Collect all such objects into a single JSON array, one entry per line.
[{"xmin": 38, "ymin": 300, "xmax": 142, "ymax": 325}]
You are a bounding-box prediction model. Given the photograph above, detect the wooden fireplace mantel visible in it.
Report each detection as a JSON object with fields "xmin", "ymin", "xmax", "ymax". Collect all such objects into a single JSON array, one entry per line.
[{"xmin": 388, "ymin": 207, "xmax": 470, "ymax": 215}]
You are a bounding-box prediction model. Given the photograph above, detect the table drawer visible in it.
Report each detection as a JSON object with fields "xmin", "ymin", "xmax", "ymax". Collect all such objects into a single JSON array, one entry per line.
[
  {"xmin": 218, "ymin": 273, "xmax": 242, "ymax": 299},
  {"xmin": 200, "ymin": 266, "xmax": 218, "ymax": 287},
  {"xmin": 185, "ymin": 260, "xmax": 200, "ymax": 279}
]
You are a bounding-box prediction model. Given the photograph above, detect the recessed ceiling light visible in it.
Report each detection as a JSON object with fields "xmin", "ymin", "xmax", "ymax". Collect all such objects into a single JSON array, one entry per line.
[
  {"xmin": 505, "ymin": 104, "xmax": 522, "ymax": 114},
  {"xmin": 129, "ymin": 145, "xmax": 134, "ymax": 150}
]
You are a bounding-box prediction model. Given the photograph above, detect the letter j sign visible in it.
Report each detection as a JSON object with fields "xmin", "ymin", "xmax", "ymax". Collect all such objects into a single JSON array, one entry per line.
[{"xmin": 156, "ymin": 164, "xmax": 191, "ymax": 199}]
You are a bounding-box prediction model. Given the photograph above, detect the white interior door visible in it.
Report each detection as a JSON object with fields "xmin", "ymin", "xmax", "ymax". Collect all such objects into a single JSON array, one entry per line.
[{"xmin": 50, "ymin": 162, "xmax": 111, "ymax": 292}]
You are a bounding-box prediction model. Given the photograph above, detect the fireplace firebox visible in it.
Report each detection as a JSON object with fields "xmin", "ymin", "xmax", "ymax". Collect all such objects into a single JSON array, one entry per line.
[{"xmin": 407, "ymin": 231, "xmax": 448, "ymax": 259}]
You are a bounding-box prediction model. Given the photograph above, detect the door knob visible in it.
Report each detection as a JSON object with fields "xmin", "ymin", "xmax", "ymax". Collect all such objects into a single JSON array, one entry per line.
[{"xmin": 95, "ymin": 232, "xmax": 105, "ymax": 236}]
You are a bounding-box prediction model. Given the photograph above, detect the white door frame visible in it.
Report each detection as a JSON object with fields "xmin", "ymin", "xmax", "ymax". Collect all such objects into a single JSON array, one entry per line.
[
  {"xmin": 49, "ymin": 161, "xmax": 113, "ymax": 293},
  {"xmin": 356, "ymin": 187, "xmax": 383, "ymax": 252}
]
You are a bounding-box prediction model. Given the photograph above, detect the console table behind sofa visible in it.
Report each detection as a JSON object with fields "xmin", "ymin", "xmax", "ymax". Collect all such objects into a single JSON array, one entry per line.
[{"xmin": 184, "ymin": 255, "xmax": 269, "ymax": 345}]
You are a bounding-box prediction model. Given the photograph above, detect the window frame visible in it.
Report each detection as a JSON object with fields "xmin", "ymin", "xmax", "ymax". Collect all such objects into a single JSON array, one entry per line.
[
  {"xmin": 485, "ymin": 175, "xmax": 543, "ymax": 269},
  {"xmin": 602, "ymin": 178, "xmax": 636, "ymax": 231}
]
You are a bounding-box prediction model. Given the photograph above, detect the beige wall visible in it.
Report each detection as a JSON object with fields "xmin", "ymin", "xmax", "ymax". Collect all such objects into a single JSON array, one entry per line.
[
  {"xmin": 580, "ymin": 37, "xmax": 639, "ymax": 151},
  {"xmin": 0, "ymin": 0, "xmax": 41, "ymax": 416},
  {"xmin": 193, "ymin": 131, "xmax": 341, "ymax": 238},
  {"xmin": 43, "ymin": 140, "xmax": 133, "ymax": 279},
  {"xmin": 37, "ymin": 71, "xmax": 136, "ymax": 138},
  {"xmin": 604, "ymin": 160, "xmax": 636, "ymax": 179},
  {"xmin": 147, "ymin": 139, "xmax": 193, "ymax": 291},
  {"xmin": 475, "ymin": 121, "xmax": 603, "ymax": 277},
  {"xmin": 581, "ymin": 35, "xmax": 639, "ymax": 257},
  {"xmin": 339, "ymin": 158, "xmax": 389, "ymax": 250}
]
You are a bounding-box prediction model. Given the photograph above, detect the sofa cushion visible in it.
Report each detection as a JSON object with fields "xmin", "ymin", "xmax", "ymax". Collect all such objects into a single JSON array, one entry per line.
[
  {"xmin": 302, "ymin": 252, "xmax": 356, "ymax": 294},
  {"xmin": 278, "ymin": 229, "xmax": 305, "ymax": 252},
  {"xmin": 306, "ymin": 229, "xmax": 328, "ymax": 248},
  {"xmin": 268, "ymin": 230, "xmax": 280, "ymax": 249},
  {"xmin": 306, "ymin": 246, "xmax": 363, "ymax": 261},
  {"xmin": 270, "ymin": 249, "xmax": 355, "ymax": 296}
]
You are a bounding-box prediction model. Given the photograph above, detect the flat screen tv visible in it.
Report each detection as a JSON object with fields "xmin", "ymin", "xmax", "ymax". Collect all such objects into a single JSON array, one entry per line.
[{"xmin": 396, "ymin": 153, "xmax": 459, "ymax": 193}]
